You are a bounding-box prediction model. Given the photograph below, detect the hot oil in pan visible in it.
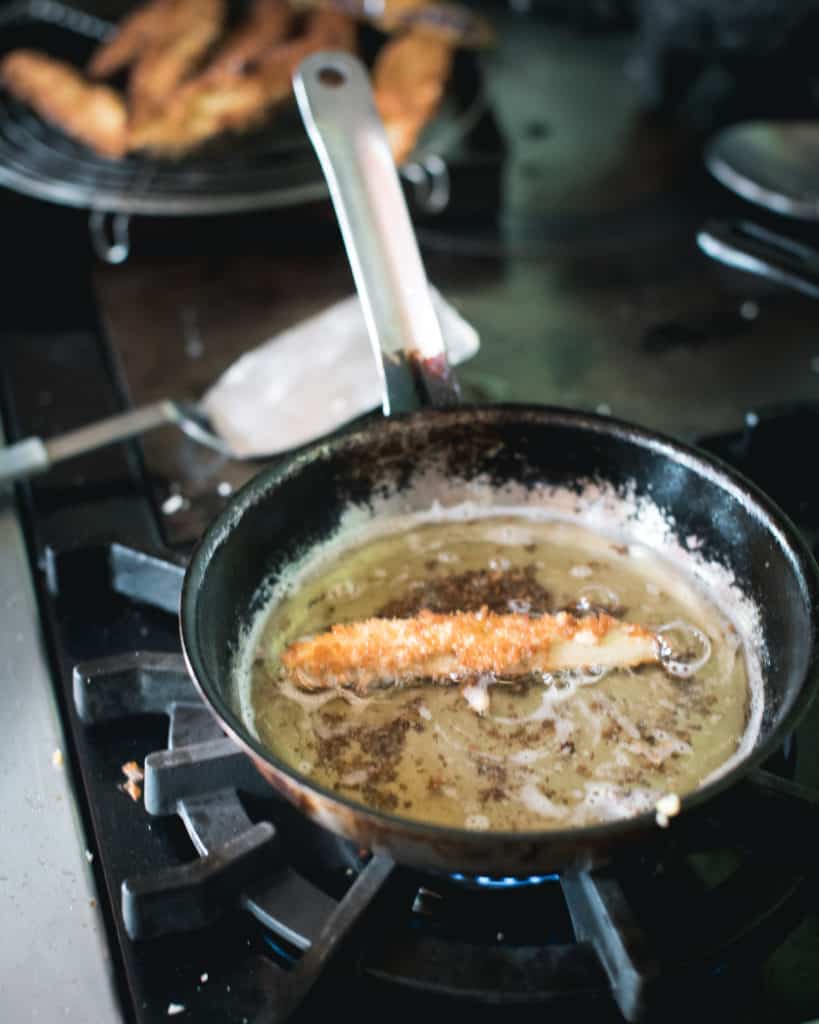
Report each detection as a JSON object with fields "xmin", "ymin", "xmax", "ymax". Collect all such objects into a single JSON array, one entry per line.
[{"xmin": 248, "ymin": 518, "xmax": 757, "ymax": 831}]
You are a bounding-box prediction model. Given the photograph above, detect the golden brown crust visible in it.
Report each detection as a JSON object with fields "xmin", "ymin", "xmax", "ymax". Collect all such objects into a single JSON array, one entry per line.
[
  {"xmin": 0, "ymin": 49, "xmax": 128, "ymax": 159},
  {"xmin": 127, "ymin": 10, "xmax": 356, "ymax": 157},
  {"xmin": 373, "ymin": 30, "xmax": 453, "ymax": 165},
  {"xmin": 281, "ymin": 609, "xmax": 659, "ymax": 694},
  {"xmin": 87, "ymin": 0, "xmax": 180, "ymax": 79},
  {"xmin": 201, "ymin": 0, "xmax": 294, "ymax": 81},
  {"xmin": 127, "ymin": 0, "xmax": 225, "ymax": 129},
  {"xmin": 6, "ymin": 1, "xmax": 475, "ymax": 163}
]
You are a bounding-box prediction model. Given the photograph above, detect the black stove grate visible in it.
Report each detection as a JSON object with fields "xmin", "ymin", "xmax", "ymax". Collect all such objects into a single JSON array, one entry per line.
[{"xmin": 63, "ymin": 550, "xmax": 819, "ymax": 1023}]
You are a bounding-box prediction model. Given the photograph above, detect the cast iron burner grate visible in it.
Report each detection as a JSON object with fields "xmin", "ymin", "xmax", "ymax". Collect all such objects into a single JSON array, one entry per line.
[{"xmin": 61, "ymin": 544, "xmax": 819, "ymax": 1024}]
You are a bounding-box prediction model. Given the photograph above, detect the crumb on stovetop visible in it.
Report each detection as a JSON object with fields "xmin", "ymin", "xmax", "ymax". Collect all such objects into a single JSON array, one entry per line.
[{"xmin": 120, "ymin": 760, "xmax": 144, "ymax": 802}]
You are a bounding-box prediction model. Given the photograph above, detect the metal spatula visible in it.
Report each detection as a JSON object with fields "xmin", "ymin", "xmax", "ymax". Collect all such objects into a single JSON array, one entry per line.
[{"xmin": 0, "ymin": 295, "xmax": 478, "ymax": 485}]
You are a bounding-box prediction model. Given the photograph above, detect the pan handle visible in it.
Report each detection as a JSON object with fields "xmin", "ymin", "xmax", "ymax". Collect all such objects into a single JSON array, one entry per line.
[{"xmin": 293, "ymin": 52, "xmax": 460, "ymax": 414}]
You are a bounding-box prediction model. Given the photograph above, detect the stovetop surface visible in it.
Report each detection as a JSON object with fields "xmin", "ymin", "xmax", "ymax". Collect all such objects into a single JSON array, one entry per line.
[{"xmin": 4, "ymin": 4, "xmax": 819, "ymax": 1022}]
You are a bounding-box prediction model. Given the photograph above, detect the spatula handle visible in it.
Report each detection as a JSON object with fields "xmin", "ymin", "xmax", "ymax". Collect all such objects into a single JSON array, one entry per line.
[
  {"xmin": 0, "ymin": 402, "xmax": 174, "ymax": 486},
  {"xmin": 293, "ymin": 52, "xmax": 459, "ymax": 414}
]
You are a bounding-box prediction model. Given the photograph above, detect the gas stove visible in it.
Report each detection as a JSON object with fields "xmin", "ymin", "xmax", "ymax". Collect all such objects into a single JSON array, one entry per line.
[{"xmin": 4, "ymin": 4, "xmax": 819, "ymax": 1023}]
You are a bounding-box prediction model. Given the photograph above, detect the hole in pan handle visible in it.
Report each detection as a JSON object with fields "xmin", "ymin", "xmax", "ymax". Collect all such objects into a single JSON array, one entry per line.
[{"xmin": 292, "ymin": 51, "xmax": 460, "ymax": 415}]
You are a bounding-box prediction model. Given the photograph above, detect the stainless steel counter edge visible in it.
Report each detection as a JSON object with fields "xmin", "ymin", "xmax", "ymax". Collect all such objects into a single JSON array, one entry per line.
[{"xmin": 0, "ymin": 429, "xmax": 123, "ymax": 1020}]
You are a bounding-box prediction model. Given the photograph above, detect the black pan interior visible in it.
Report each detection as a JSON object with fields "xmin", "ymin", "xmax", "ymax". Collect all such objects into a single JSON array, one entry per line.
[{"xmin": 182, "ymin": 406, "xmax": 819, "ymax": 822}]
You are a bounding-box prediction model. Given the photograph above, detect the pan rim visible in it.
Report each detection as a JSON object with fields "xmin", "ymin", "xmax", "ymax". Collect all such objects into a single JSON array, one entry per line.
[{"xmin": 180, "ymin": 404, "xmax": 819, "ymax": 856}]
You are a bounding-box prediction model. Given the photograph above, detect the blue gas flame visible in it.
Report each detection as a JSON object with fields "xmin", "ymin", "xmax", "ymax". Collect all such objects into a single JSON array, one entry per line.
[{"xmin": 450, "ymin": 873, "xmax": 559, "ymax": 889}]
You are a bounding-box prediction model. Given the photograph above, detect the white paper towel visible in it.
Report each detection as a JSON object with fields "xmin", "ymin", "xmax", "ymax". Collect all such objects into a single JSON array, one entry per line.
[{"xmin": 202, "ymin": 289, "xmax": 479, "ymax": 457}]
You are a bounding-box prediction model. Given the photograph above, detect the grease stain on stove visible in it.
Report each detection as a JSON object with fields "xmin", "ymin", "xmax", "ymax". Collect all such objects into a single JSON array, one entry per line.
[{"xmin": 641, "ymin": 309, "xmax": 754, "ymax": 353}]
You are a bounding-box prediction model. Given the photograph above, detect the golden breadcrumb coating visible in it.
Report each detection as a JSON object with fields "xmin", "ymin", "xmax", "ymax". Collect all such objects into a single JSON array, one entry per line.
[
  {"xmin": 201, "ymin": 0, "xmax": 293, "ymax": 81},
  {"xmin": 0, "ymin": 49, "xmax": 128, "ymax": 159},
  {"xmin": 127, "ymin": 0, "xmax": 225, "ymax": 129},
  {"xmin": 87, "ymin": 0, "xmax": 181, "ymax": 79},
  {"xmin": 127, "ymin": 10, "xmax": 356, "ymax": 157},
  {"xmin": 373, "ymin": 30, "xmax": 453, "ymax": 165},
  {"xmin": 281, "ymin": 609, "xmax": 659, "ymax": 693}
]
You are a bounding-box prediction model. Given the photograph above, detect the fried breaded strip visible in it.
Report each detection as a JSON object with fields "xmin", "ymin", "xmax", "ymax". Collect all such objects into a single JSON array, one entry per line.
[
  {"xmin": 0, "ymin": 49, "xmax": 127, "ymax": 159},
  {"xmin": 281, "ymin": 609, "xmax": 659, "ymax": 694},
  {"xmin": 87, "ymin": 0, "xmax": 180, "ymax": 80},
  {"xmin": 128, "ymin": 0, "xmax": 225, "ymax": 129},
  {"xmin": 203, "ymin": 0, "xmax": 293, "ymax": 81},
  {"xmin": 128, "ymin": 10, "xmax": 356, "ymax": 157},
  {"xmin": 373, "ymin": 30, "xmax": 453, "ymax": 165}
]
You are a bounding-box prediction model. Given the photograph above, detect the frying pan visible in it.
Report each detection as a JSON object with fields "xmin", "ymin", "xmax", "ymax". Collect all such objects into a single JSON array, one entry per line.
[{"xmin": 180, "ymin": 54, "xmax": 819, "ymax": 875}]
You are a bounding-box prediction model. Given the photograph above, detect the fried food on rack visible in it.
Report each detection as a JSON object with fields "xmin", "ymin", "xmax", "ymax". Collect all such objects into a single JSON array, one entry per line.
[
  {"xmin": 202, "ymin": 0, "xmax": 294, "ymax": 81},
  {"xmin": 128, "ymin": 0, "xmax": 225, "ymax": 129},
  {"xmin": 280, "ymin": 609, "xmax": 659, "ymax": 694},
  {"xmin": 0, "ymin": 49, "xmax": 128, "ymax": 158},
  {"xmin": 128, "ymin": 10, "xmax": 356, "ymax": 157},
  {"xmin": 87, "ymin": 0, "xmax": 179, "ymax": 80},
  {"xmin": 2, "ymin": 0, "xmax": 483, "ymax": 163},
  {"xmin": 373, "ymin": 29, "xmax": 453, "ymax": 164}
]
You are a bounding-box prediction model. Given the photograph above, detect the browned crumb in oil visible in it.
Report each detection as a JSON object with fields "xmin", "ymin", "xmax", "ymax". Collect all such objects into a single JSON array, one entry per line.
[
  {"xmin": 376, "ymin": 564, "xmax": 551, "ymax": 617},
  {"xmin": 318, "ymin": 704, "xmax": 431, "ymax": 808},
  {"xmin": 360, "ymin": 786, "xmax": 399, "ymax": 812},
  {"xmin": 478, "ymin": 786, "xmax": 508, "ymax": 804},
  {"xmin": 476, "ymin": 758, "xmax": 508, "ymax": 786}
]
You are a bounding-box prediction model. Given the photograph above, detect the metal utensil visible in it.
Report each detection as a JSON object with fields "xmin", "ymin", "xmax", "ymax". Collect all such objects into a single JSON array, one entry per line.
[
  {"xmin": 697, "ymin": 219, "xmax": 819, "ymax": 299},
  {"xmin": 0, "ymin": 400, "xmax": 231, "ymax": 487},
  {"xmin": 293, "ymin": 51, "xmax": 459, "ymax": 413},
  {"xmin": 0, "ymin": 284, "xmax": 478, "ymax": 486},
  {"xmin": 705, "ymin": 121, "xmax": 819, "ymax": 220}
]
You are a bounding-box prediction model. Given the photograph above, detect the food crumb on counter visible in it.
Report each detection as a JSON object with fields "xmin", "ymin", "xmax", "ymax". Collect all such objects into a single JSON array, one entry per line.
[{"xmin": 52, "ymin": 748, "xmax": 64, "ymax": 769}]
